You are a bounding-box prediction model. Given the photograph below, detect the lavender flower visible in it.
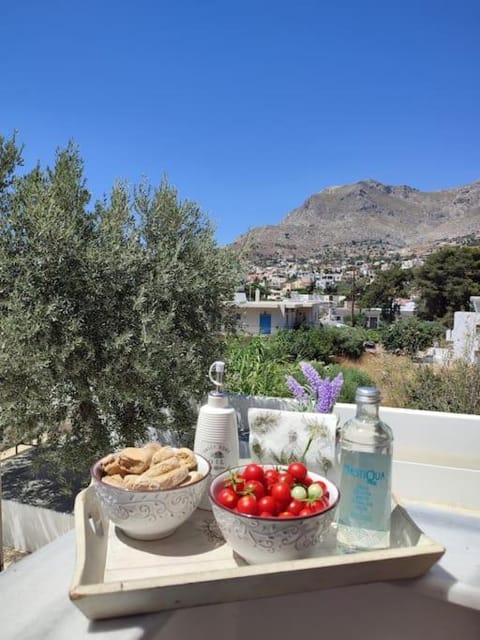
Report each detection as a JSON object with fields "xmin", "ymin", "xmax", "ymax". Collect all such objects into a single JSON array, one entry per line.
[
  {"xmin": 315, "ymin": 378, "xmax": 333, "ymax": 413},
  {"xmin": 300, "ymin": 362, "xmax": 324, "ymax": 391},
  {"xmin": 285, "ymin": 374, "xmax": 309, "ymax": 407},
  {"xmin": 285, "ymin": 363, "xmax": 343, "ymax": 414},
  {"xmin": 330, "ymin": 372, "xmax": 344, "ymax": 405}
]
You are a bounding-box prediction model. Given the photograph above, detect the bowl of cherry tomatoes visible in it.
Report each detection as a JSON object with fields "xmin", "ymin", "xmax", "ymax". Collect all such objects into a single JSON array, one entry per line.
[{"xmin": 208, "ymin": 461, "xmax": 340, "ymax": 565}]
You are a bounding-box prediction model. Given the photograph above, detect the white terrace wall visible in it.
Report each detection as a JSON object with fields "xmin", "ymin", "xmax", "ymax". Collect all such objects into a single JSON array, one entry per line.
[{"xmin": 228, "ymin": 395, "xmax": 480, "ymax": 511}]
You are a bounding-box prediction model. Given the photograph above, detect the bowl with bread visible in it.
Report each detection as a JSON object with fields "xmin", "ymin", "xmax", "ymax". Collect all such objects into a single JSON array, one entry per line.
[{"xmin": 91, "ymin": 443, "xmax": 210, "ymax": 540}]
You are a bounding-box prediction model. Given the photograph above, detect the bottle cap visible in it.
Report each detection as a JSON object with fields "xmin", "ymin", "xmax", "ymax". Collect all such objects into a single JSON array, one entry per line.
[{"xmin": 355, "ymin": 386, "xmax": 381, "ymax": 403}]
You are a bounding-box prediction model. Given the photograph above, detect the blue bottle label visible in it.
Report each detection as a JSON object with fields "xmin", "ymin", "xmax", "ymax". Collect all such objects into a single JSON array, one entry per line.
[{"xmin": 338, "ymin": 450, "xmax": 392, "ymax": 531}]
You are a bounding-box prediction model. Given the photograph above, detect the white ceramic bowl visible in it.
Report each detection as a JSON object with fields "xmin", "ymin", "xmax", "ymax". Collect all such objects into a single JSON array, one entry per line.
[
  {"xmin": 91, "ymin": 452, "xmax": 211, "ymax": 540},
  {"xmin": 209, "ymin": 464, "xmax": 340, "ymax": 564}
]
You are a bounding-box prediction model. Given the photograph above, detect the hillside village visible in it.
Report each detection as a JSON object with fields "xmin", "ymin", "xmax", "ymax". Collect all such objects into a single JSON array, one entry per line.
[{"xmin": 236, "ymin": 245, "xmax": 427, "ymax": 333}]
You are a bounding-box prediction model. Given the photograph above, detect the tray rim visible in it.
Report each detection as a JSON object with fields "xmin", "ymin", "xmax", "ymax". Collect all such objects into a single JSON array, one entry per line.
[{"xmin": 69, "ymin": 485, "xmax": 445, "ymax": 618}]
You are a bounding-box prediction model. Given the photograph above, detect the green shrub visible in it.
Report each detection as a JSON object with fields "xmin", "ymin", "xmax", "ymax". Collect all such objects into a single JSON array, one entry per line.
[
  {"xmin": 381, "ymin": 317, "xmax": 445, "ymax": 356},
  {"xmin": 224, "ymin": 337, "xmax": 293, "ymax": 396},
  {"xmin": 267, "ymin": 327, "xmax": 334, "ymax": 362},
  {"xmin": 405, "ymin": 361, "xmax": 480, "ymax": 414},
  {"xmin": 329, "ymin": 326, "xmax": 368, "ymax": 359},
  {"xmin": 266, "ymin": 325, "xmax": 369, "ymax": 363},
  {"xmin": 224, "ymin": 341, "xmax": 373, "ymax": 404},
  {"xmin": 316, "ymin": 363, "xmax": 373, "ymax": 404}
]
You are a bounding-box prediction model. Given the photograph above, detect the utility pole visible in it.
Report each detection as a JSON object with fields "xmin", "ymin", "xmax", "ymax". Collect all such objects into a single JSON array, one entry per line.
[{"xmin": 351, "ymin": 267, "xmax": 356, "ymax": 326}]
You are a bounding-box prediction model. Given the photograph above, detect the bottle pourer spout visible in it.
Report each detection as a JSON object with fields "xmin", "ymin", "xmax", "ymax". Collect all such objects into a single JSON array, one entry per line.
[{"xmin": 208, "ymin": 361, "xmax": 225, "ymax": 394}]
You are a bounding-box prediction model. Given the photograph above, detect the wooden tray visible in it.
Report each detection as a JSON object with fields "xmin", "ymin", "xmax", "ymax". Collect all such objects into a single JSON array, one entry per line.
[{"xmin": 69, "ymin": 486, "xmax": 445, "ymax": 621}]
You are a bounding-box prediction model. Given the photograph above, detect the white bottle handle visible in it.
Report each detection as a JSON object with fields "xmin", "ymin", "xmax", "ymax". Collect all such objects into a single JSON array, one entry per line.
[{"xmin": 208, "ymin": 361, "xmax": 225, "ymax": 392}]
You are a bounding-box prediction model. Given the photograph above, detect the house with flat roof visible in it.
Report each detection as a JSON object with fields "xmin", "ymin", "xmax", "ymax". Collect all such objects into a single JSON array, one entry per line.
[{"xmin": 234, "ymin": 291, "xmax": 327, "ymax": 335}]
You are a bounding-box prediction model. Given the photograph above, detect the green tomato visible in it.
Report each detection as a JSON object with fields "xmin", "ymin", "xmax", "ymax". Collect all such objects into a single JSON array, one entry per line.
[
  {"xmin": 291, "ymin": 485, "xmax": 307, "ymax": 500},
  {"xmin": 307, "ymin": 483, "xmax": 324, "ymax": 500}
]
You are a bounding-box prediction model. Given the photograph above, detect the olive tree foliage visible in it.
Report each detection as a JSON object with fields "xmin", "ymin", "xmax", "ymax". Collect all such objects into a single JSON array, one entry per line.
[{"xmin": 0, "ymin": 135, "xmax": 239, "ymax": 484}]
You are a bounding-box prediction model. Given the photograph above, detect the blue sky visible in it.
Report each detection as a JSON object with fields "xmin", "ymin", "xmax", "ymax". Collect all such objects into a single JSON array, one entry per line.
[{"xmin": 1, "ymin": 0, "xmax": 479, "ymax": 245}]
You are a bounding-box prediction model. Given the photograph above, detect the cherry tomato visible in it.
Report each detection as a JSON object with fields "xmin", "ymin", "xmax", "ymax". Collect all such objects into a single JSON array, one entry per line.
[
  {"xmin": 270, "ymin": 481, "xmax": 292, "ymax": 505},
  {"xmin": 277, "ymin": 472, "xmax": 294, "ymax": 486},
  {"xmin": 237, "ymin": 495, "xmax": 259, "ymax": 515},
  {"xmin": 223, "ymin": 471, "xmax": 245, "ymax": 493},
  {"xmin": 291, "ymin": 485, "xmax": 308, "ymax": 500},
  {"xmin": 307, "ymin": 483, "xmax": 325, "ymax": 500},
  {"xmin": 264, "ymin": 468, "xmax": 279, "ymax": 487},
  {"xmin": 217, "ymin": 487, "xmax": 238, "ymax": 509},
  {"xmin": 310, "ymin": 499, "xmax": 325, "ymax": 513},
  {"xmin": 286, "ymin": 498, "xmax": 304, "ymax": 515},
  {"xmin": 243, "ymin": 464, "xmax": 265, "ymax": 483},
  {"xmin": 298, "ymin": 506, "xmax": 314, "ymax": 517},
  {"xmin": 258, "ymin": 495, "xmax": 277, "ymax": 514},
  {"xmin": 259, "ymin": 511, "xmax": 274, "ymax": 517},
  {"xmin": 287, "ymin": 462, "xmax": 308, "ymax": 482},
  {"xmin": 316, "ymin": 480, "xmax": 329, "ymax": 496},
  {"xmin": 244, "ymin": 479, "xmax": 265, "ymax": 500},
  {"xmin": 278, "ymin": 511, "xmax": 295, "ymax": 518},
  {"xmin": 303, "ymin": 475, "xmax": 313, "ymax": 486}
]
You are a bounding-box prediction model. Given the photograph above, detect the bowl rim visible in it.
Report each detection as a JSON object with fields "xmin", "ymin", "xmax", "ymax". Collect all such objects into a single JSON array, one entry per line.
[
  {"xmin": 208, "ymin": 463, "xmax": 340, "ymax": 521},
  {"xmin": 91, "ymin": 449, "xmax": 211, "ymax": 494}
]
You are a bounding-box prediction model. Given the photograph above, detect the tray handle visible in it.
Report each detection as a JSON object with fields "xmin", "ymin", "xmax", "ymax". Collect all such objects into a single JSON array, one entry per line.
[{"xmin": 71, "ymin": 486, "xmax": 109, "ymax": 589}]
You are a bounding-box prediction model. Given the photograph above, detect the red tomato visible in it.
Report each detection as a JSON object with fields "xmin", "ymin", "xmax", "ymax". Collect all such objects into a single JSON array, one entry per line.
[
  {"xmin": 298, "ymin": 506, "xmax": 314, "ymax": 517},
  {"xmin": 244, "ymin": 479, "xmax": 265, "ymax": 500},
  {"xmin": 270, "ymin": 481, "xmax": 292, "ymax": 505},
  {"xmin": 278, "ymin": 511, "xmax": 295, "ymax": 518},
  {"xmin": 277, "ymin": 472, "xmax": 294, "ymax": 486},
  {"xmin": 310, "ymin": 500, "xmax": 325, "ymax": 513},
  {"xmin": 286, "ymin": 498, "xmax": 304, "ymax": 515},
  {"xmin": 287, "ymin": 461, "xmax": 308, "ymax": 482},
  {"xmin": 237, "ymin": 495, "xmax": 259, "ymax": 515},
  {"xmin": 217, "ymin": 487, "xmax": 238, "ymax": 509},
  {"xmin": 259, "ymin": 511, "xmax": 274, "ymax": 518},
  {"xmin": 316, "ymin": 480, "xmax": 329, "ymax": 495},
  {"xmin": 223, "ymin": 472, "xmax": 245, "ymax": 493},
  {"xmin": 258, "ymin": 495, "xmax": 277, "ymax": 514},
  {"xmin": 303, "ymin": 475, "xmax": 313, "ymax": 486},
  {"xmin": 264, "ymin": 468, "xmax": 279, "ymax": 487},
  {"xmin": 243, "ymin": 464, "xmax": 265, "ymax": 483}
]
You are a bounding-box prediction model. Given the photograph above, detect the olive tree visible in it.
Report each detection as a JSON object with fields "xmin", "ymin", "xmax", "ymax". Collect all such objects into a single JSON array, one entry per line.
[{"xmin": 0, "ymin": 136, "xmax": 239, "ymax": 488}]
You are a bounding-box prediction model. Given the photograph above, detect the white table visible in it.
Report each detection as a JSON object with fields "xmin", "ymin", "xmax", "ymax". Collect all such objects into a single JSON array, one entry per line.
[{"xmin": 1, "ymin": 500, "xmax": 479, "ymax": 640}]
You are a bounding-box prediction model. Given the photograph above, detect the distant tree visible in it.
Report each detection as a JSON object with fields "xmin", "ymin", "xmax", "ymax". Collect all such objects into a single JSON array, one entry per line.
[
  {"xmin": 360, "ymin": 265, "xmax": 413, "ymax": 321},
  {"xmin": 415, "ymin": 247, "xmax": 480, "ymax": 323},
  {"xmin": 0, "ymin": 138, "xmax": 239, "ymax": 488}
]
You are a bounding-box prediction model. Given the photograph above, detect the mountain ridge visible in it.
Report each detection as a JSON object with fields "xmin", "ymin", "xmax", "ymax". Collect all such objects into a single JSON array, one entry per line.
[{"xmin": 233, "ymin": 179, "xmax": 480, "ymax": 260}]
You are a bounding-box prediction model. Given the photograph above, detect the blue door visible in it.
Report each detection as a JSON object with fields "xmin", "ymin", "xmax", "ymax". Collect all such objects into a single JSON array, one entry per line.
[{"xmin": 259, "ymin": 313, "xmax": 272, "ymax": 335}]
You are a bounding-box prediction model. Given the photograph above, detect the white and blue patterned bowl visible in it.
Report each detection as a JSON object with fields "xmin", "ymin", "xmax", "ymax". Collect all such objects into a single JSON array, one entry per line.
[
  {"xmin": 209, "ymin": 464, "xmax": 340, "ymax": 564},
  {"xmin": 91, "ymin": 452, "xmax": 211, "ymax": 540}
]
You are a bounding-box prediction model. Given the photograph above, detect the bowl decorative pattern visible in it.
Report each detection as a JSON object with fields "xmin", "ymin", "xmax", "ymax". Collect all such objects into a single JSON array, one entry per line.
[
  {"xmin": 209, "ymin": 465, "xmax": 340, "ymax": 564},
  {"xmin": 91, "ymin": 453, "xmax": 210, "ymax": 541}
]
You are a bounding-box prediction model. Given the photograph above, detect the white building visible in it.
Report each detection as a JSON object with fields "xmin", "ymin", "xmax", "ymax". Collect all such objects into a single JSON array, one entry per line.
[
  {"xmin": 315, "ymin": 272, "xmax": 343, "ymax": 290},
  {"xmin": 234, "ymin": 291, "xmax": 328, "ymax": 335},
  {"xmin": 445, "ymin": 296, "xmax": 480, "ymax": 363}
]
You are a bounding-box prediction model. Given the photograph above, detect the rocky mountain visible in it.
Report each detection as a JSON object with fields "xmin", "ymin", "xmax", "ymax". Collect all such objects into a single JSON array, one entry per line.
[{"xmin": 233, "ymin": 179, "xmax": 480, "ymax": 260}]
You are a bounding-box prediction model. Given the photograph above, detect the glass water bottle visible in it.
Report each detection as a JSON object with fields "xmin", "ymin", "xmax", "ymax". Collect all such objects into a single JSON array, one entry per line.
[{"xmin": 336, "ymin": 386, "xmax": 393, "ymax": 551}]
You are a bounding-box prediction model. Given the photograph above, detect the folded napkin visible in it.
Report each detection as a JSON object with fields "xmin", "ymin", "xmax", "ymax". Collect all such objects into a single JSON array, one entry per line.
[{"xmin": 248, "ymin": 407, "xmax": 339, "ymax": 480}]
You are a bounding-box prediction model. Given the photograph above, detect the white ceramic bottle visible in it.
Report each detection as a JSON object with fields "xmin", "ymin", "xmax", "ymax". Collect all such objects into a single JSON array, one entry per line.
[{"xmin": 194, "ymin": 361, "xmax": 239, "ymax": 510}]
